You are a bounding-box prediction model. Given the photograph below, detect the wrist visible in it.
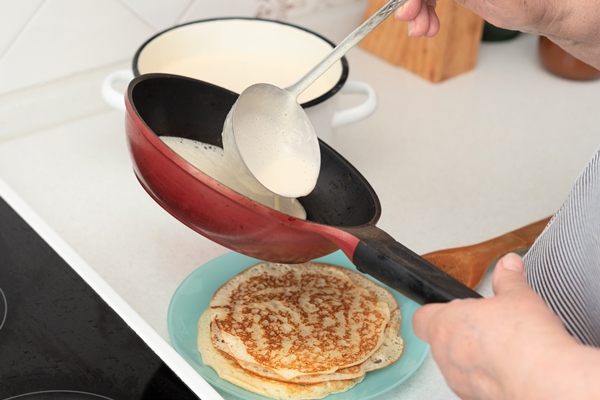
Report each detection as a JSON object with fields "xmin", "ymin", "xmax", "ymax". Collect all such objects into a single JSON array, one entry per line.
[
  {"xmin": 537, "ymin": 0, "xmax": 600, "ymax": 68},
  {"xmin": 542, "ymin": 37, "xmax": 600, "ymax": 70}
]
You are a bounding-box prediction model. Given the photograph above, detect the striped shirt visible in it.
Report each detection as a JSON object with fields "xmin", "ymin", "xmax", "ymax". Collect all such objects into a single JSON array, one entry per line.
[{"xmin": 524, "ymin": 146, "xmax": 600, "ymax": 347}]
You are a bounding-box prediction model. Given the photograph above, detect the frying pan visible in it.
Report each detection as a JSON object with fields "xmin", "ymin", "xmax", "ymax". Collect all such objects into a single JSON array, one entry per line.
[{"xmin": 125, "ymin": 74, "xmax": 481, "ymax": 304}]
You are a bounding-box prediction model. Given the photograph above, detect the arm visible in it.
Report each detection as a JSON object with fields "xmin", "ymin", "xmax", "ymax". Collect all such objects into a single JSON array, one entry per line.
[
  {"xmin": 413, "ymin": 253, "xmax": 600, "ymax": 400},
  {"xmin": 394, "ymin": 0, "xmax": 600, "ymax": 69}
]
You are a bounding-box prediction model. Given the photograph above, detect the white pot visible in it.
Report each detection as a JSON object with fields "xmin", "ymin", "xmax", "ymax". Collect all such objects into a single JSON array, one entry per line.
[{"xmin": 102, "ymin": 18, "xmax": 377, "ymax": 144}]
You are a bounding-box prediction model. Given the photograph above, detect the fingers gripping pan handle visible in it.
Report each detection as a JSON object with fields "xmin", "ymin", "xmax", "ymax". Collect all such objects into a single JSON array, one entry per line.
[{"xmin": 344, "ymin": 226, "xmax": 482, "ymax": 304}]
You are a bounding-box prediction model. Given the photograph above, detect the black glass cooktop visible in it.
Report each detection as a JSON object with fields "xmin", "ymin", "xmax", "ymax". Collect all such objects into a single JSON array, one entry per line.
[{"xmin": 0, "ymin": 196, "xmax": 201, "ymax": 400}]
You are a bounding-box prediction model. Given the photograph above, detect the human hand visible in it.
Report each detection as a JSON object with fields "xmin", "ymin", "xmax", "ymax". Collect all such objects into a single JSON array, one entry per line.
[
  {"xmin": 393, "ymin": 0, "xmax": 545, "ymax": 38},
  {"xmin": 394, "ymin": 0, "xmax": 600, "ymax": 68},
  {"xmin": 413, "ymin": 253, "xmax": 580, "ymax": 400},
  {"xmin": 393, "ymin": 0, "xmax": 440, "ymax": 38}
]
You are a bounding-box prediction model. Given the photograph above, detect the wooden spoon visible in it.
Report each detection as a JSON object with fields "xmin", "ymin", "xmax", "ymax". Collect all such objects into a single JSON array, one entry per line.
[{"xmin": 423, "ymin": 216, "xmax": 552, "ymax": 289}]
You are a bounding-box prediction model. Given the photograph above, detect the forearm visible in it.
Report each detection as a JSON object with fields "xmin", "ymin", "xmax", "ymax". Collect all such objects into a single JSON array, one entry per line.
[
  {"xmin": 533, "ymin": 0, "xmax": 600, "ymax": 69},
  {"xmin": 460, "ymin": 0, "xmax": 600, "ymax": 68}
]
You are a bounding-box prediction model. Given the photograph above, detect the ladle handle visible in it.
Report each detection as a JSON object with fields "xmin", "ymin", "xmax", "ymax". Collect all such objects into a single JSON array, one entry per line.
[
  {"xmin": 343, "ymin": 225, "xmax": 482, "ymax": 304},
  {"xmin": 287, "ymin": 0, "xmax": 409, "ymax": 97}
]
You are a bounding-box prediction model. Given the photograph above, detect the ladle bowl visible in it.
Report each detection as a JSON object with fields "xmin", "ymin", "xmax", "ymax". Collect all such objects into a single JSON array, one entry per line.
[
  {"xmin": 224, "ymin": 83, "xmax": 320, "ymax": 198},
  {"xmin": 229, "ymin": 0, "xmax": 406, "ymax": 197},
  {"xmin": 125, "ymin": 74, "xmax": 480, "ymax": 304}
]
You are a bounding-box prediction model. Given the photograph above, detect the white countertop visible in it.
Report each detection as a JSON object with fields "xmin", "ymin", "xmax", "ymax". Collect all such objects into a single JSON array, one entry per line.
[{"xmin": 1, "ymin": 3, "xmax": 600, "ymax": 399}]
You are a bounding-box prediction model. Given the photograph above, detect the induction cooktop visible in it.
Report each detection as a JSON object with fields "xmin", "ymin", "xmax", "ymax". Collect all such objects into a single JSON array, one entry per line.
[{"xmin": 0, "ymin": 180, "xmax": 223, "ymax": 400}]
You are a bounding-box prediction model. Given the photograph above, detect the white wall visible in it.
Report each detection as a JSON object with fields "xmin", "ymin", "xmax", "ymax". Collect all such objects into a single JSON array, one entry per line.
[
  {"xmin": 0, "ymin": 0, "xmax": 366, "ymax": 140},
  {"xmin": 0, "ymin": 0, "xmax": 365, "ymax": 96}
]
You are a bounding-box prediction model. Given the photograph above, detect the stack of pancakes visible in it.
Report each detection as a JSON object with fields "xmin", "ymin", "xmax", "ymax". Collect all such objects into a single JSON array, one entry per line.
[{"xmin": 197, "ymin": 262, "xmax": 404, "ymax": 399}]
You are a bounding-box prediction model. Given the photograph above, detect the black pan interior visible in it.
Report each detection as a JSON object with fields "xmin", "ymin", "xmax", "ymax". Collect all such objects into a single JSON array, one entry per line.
[{"xmin": 129, "ymin": 74, "xmax": 381, "ymax": 228}]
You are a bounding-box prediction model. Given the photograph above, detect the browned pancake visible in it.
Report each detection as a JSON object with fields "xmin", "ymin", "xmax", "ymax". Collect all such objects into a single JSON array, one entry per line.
[
  {"xmin": 342, "ymin": 268, "xmax": 399, "ymax": 314},
  {"xmin": 210, "ymin": 262, "xmax": 391, "ymax": 380},
  {"xmin": 197, "ymin": 309, "xmax": 364, "ymax": 399},
  {"xmin": 210, "ymin": 307, "xmax": 403, "ymax": 383},
  {"xmin": 210, "ymin": 266, "xmax": 404, "ymax": 383}
]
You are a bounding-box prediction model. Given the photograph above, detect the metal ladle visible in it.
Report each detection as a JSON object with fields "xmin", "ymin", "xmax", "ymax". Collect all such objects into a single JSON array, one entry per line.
[{"xmin": 223, "ymin": 0, "xmax": 408, "ymax": 198}]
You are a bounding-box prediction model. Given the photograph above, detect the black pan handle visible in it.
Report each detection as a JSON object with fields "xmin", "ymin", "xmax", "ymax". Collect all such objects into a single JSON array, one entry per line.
[{"xmin": 343, "ymin": 225, "xmax": 482, "ymax": 304}]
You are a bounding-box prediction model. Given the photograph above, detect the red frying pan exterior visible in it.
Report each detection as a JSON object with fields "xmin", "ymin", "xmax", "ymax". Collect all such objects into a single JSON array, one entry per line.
[
  {"xmin": 126, "ymin": 74, "xmax": 480, "ymax": 304},
  {"xmin": 126, "ymin": 101, "xmax": 357, "ymax": 263}
]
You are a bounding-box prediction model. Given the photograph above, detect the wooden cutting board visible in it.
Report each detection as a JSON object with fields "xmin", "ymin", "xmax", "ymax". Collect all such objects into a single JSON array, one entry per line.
[{"xmin": 359, "ymin": 0, "xmax": 484, "ymax": 82}]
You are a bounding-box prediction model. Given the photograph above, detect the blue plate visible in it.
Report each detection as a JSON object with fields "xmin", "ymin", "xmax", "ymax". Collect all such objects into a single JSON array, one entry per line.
[{"xmin": 167, "ymin": 251, "xmax": 429, "ymax": 400}]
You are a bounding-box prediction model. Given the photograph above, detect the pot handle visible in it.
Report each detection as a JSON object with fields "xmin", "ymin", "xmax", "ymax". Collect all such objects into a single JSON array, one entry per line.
[
  {"xmin": 101, "ymin": 69, "xmax": 134, "ymax": 111},
  {"xmin": 344, "ymin": 225, "xmax": 482, "ymax": 304},
  {"xmin": 331, "ymin": 80, "xmax": 378, "ymax": 128}
]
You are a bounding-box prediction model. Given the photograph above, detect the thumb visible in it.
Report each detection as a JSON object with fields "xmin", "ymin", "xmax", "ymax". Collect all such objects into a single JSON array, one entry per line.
[
  {"xmin": 492, "ymin": 252, "xmax": 529, "ymax": 296},
  {"xmin": 394, "ymin": 0, "xmax": 423, "ymax": 21}
]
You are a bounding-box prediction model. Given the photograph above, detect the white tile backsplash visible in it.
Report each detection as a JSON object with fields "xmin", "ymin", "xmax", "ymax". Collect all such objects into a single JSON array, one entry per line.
[
  {"xmin": 180, "ymin": 0, "xmax": 265, "ymax": 22},
  {"xmin": 0, "ymin": 0, "xmax": 154, "ymax": 95},
  {"xmin": 119, "ymin": 0, "xmax": 193, "ymax": 31},
  {"xmin": 0, "ymin": 0, "xmax": 365, "ymax": 138},
  {"xmin": 0, "ymin": 0, "xmax": 44, "ymax": 58},
  {"xmin": 180, "ymin": 0, "xmax": 326, "ymax": 23}
]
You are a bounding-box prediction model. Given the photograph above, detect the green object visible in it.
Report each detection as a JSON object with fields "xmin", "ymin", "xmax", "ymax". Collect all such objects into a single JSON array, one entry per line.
[{"xmin": 482, "ymin": 21, "xmax": 520, "ymax": 42}]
